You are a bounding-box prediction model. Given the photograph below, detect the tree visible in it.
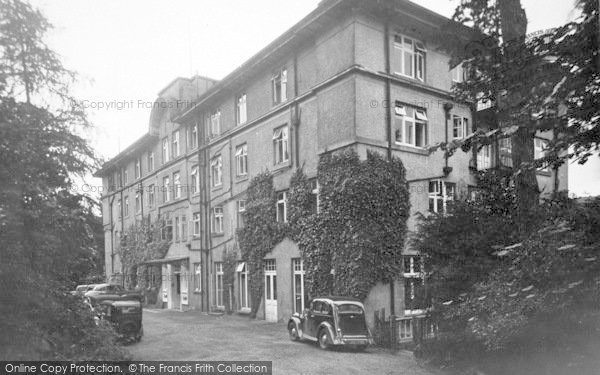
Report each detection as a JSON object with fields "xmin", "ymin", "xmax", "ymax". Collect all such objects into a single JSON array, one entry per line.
[
  {"xmin": 413, "ymin": 176, "xmax": 600, "ymax": 372},
  {"xmin": 447, "ymin": 0, "xmax": 598, "ymax": 229},
  {"xmin": 0, "ymin": 0, "xmax": 123, "ymax": 359}
]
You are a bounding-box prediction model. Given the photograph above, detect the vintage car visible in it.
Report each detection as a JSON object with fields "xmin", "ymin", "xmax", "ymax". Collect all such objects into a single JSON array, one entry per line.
[
  {"xmin": 84, "ymin": 283, "xmax": 142, "ymax": 301},
  {"xmin": 90, "ymin": 296, "xmax": 143, "ymax": 344},
  {"xmin": 288, "ymin": 296, "xmax": 374, "ymax": 350}
]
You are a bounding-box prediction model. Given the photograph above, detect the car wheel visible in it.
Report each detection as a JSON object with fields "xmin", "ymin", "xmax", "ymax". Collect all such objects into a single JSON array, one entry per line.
[
  {"xmin": 288, "ymin": 322, "xmax": 299, "ymax": 341},
  {"xmin": 318, "ymin": 329, "xmax": 330, "ymax": 350}
]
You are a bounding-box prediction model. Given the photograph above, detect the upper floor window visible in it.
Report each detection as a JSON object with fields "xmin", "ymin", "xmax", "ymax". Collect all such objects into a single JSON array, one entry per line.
[
  {"xmin": 499, "ymin": 138, "xmax": 513, "ymax": 168},
  {"xmin": 428, "ymin": 180, "xmax": 456, "ymax": 214},
  {"xmin": 236, "ymin": 94, "xmax": 247, "ymax": 125},
  {"xmin": 209, "ymin": 110, "xmax": 221, "ymax": 138},
  {"xmin": 174, "ymin": 216, "xmax": 180, "ymax": 242},
  {"xmin": 124, "ymin": 196, "xmax": 129, "ymax": 216},
  {"xmin": 452, "ymin": 115, "xmax": 469, "ymax": 140},
  {"xmin": 237, "ymin": 200, "xmax": 246, "ymax": 228},
  {"xmin": 211, "ymin": 155, "xmax": 222, "ymax": 187},
  {"xmin": 276, "ymin": 191, "xmax": 287, "ymax": 223},
  {"xmin": 212, "ymin": 206, "xmax": 224, "ymax": 234},
  {"xmin": 272, "ymin": 68, "xmax": 287, "ymax": 105},
  {"xmin": 273, "ymin": 126, "xmax": 289, "ymax": 165},
  {"xmin": 189, "ymin": 124, "xmax": 198, "ymax": 149},
  {"xmin": 148, "ymin": 184, "xmax": 155, "ymax": 207},
  {"xmin": 394, "ymin": 103, "xmax": 428, "ymax": 148},
  {"xmin": 135, "ymin": 159, "xmax": 141, "ymax": 180},
  {"xmin": 147, "ymin": 151, "xmax": 155, "ymax": 172},
  {"xmin": 162, "ymin": 138, "xmax": 169, "ymax": 164},
  {"xmin": 181, "ymin": 215, "xmax": 187, "ymax": 240},
  {"xmin": 163, "ymin": 176, "xmax": 170, "ymax": 203},
  {"xmin": 451, "ymin": 63, "xmax": 465, "ymax": 83},
  {"xmin": 135, "ymin": 191, "xmax": 141, "ymax": 213},
  {"xmin": 122, "ymin": 168, "xmax": 129, "ymax": 185},
  {"xmin": 235, "ymin": 144, "xmax": 248, "ymax": 177},
  {"xmin": 534, "ymin": 138, "xmax": 549, "ymax": 172},
  {"xmin": 173, "ymin": 171, "xmax": 181, "ymax": 199},
  {"xmin": 172, "ymin": 130, "xmax": 180, "ymax": 158},
  {"xmin": 191, "ymin": 165, "xmax": 199, "ymax": 195},
  {"xmin": 192, "ymin": 212, "xmax": 201, "ymax": 237},
  {"xmin": 162, "ymin": 218, "xmax": 173, "ymax": 241},
  {"xmin": 477, "ymin": 144, "xmax": 492, "ymax": 170},
  {"xmin": 393, "ymin": 35, "xmax": 426, "ymax": 81}
]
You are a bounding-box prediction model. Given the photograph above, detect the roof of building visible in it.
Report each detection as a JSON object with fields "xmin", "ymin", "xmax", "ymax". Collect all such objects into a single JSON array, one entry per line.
[
  {"xmin": 94, "ymin": 133, "xmax": 157, "ymax": 177},
  {"xmin": 95, "ymin": 0, "xmax": 478, "ymax": 177}
]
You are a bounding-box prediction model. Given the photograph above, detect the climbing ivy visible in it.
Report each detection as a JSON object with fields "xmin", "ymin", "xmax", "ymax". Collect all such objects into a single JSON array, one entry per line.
[
  {"xmin": 222, "ymin": 245, "xmax": 238, "ymax": 313},
  {"xmin": 289, "ymin": 149, "xmax": 410, "ymax": 300},
  {"xmin": 237, "ymin": 172, "xmax": 287, "ymax": 317},
  {"xmin": 117, "ymin": 219, "xmax": 170, "ymax": 290}
]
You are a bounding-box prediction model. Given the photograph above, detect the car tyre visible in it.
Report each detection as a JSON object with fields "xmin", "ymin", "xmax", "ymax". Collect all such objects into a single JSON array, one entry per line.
[
  {"xmin": 288, "ymin": 322, "xmax": 299, "ymax": 341},
  {"xmin": 318, "ymin": 329, "xmax": 331, "ymax": 350}
]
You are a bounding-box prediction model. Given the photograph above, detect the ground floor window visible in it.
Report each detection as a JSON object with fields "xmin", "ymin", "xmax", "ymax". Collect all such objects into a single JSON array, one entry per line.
[
  {"xmin": 292, "ymin": 259, "xmax": 306, "ymax": 314},
  {"xmin": 398, "ymin": 318, "xmax": 413, "ymax": 341},
  {"xmin": 194, "ymin": 262, "xmax": 201, "ymax": 293},
  {"xmin": 237, "ymin": 262, "xmax": 250, "ymax": 311},
  {"xmin": 215, "ymin": 262, "xmax": 224, "ymax": 308}
]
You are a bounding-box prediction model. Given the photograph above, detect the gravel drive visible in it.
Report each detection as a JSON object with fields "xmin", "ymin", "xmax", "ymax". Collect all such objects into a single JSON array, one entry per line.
[{"xmin": 126, "ymin": 308, "xmax": 441, "ymax": 375}]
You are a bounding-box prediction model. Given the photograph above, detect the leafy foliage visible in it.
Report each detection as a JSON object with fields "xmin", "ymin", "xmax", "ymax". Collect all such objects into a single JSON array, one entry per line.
[
  {"xmin": 414, "ymin": 173, "xmax": 600, "ymax": 372},
  {"xmin": 0, "ymin": 0, "xmax": 123, "ymax": 360},
  {"xmin": 440, "ymin": 0, "xmax": 598, "ymax": 230},
  {"xmin": 117, "ymin": 218, "xmax": 170, "ymax": 289},
  {"xmin": 237, "ymin": 172, "xmax": 287, "ymax": 317},
  {"xmin": 289, "ymin": 150, "xmax": 410, "ymax": 300}
]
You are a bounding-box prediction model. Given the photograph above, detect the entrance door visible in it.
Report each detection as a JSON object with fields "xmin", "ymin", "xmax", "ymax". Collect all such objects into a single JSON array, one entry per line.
[{"xmin": 264, "ymin": 259, "xmax": 277, "ymax": 322}]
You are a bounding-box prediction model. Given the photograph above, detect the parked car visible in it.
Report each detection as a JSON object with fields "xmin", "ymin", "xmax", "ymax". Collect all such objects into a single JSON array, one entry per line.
[
  {"xmin": 71, "ymin": 284, "xmax": 97, "ymax": 296},
  {"xmin": 84, "ymin": 283, "xmax": 142, "ymax": 301},
  {"xmin": 90, "ymin": 295, "xmax": 143, "ymax": 344},
  {"xmin": 287, "ymin": 296, "xmax": 374, "ymax": 351}
]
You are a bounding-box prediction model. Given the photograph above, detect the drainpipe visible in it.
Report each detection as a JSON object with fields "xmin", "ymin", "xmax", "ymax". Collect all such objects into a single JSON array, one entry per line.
[
  {"xmin": 109, "ymin": 193, "xmax": 116, "ymax": 277},
  {"xmin": 293, "ymin": 53, "xmax": 300, "ymax": 168},
  {"xmin": 197, "ymin": 113, "xmax": 212, "ymax": 312},
  {"xmin": 383, "ymin": 21, "xmax": 395, "ymax": 317},
  {"xmin": 443, "ymin": 103, "xmax": 454, "ymax": 176}
]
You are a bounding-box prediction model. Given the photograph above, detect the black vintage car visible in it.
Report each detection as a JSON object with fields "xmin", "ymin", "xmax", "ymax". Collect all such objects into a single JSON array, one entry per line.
[
  {"xmin": 89, "ymin": 295, "xmax": 143, "ymax": 344},
  {"xmin": 287, "ymin": 296, "xmax": 374, "ymax": 351}
]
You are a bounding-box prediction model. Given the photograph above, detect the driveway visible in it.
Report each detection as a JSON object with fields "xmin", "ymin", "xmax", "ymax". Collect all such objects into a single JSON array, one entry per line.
[{"xmin": 127, "ymin": 308, "xmax": 441, "ymax": 375}]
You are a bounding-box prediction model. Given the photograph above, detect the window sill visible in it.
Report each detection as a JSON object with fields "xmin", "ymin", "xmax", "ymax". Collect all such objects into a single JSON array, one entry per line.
[
  {"xmin": 273, "ymin": 161, "xmax": 291, "ymax": 172},
  {"xmin": 235, "ymin": 175, "xmax": 249, "ymax": 183},
  {"xmin": 393, "ymin": 72, "xmax": 424, "ymax": 84},
  {"xmin": 392, "ymin": 143, "xmax": 429, "ymax": 155},
  {"xmin": 211, "ymin": 185, "xmax": 223, "ymax": 192},
  {"xmin": 536, "ymin": 170, "xmax": 551, "ymax": 177}
]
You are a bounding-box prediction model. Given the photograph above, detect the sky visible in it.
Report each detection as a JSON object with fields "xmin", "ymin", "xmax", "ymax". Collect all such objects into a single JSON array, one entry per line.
[{"xmin": 30, "ymin": 0, "xmax": 599, "ymax": 197}]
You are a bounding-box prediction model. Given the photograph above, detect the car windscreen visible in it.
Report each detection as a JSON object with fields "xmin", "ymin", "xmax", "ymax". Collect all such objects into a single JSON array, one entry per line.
[{"xmin": 337, "ymin": 304, "xmax": 364, "ymax": 314}]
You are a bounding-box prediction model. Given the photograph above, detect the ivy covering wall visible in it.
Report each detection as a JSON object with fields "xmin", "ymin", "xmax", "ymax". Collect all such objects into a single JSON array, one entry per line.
[
  {"xmin": 237, "ymin": 150, "xmax": 409, "ymax": 316},
  {"xmin": 289, "ymin": 149, "xmax": 410, "ymax": 300},
  {"xmin": 117, "ymin": 219, "xmax": 170, "ymax": 290},
  {"xmin": 237, "ymin": 172, "xmax": 287, "ymax": 317}
]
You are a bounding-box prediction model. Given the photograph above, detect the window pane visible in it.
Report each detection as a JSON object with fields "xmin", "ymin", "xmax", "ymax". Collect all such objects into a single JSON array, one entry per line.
[
  {"xmin": 404, "ymin": 51, "xmax": 413, "ymax": 76},
  {"xmin": 405, "ymin": 120, "xmax": 414, "ymax": 145}
]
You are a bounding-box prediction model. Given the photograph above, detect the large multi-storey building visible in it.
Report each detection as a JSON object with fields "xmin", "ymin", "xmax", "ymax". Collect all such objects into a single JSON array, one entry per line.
[{"xmin": 95, "ymin": 0, "xmax": 567, "ymax": 340}]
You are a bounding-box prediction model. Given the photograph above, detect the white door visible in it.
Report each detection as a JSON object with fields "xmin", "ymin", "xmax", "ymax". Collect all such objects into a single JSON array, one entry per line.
[{"xmin": 264, "ymin": 259, "xmax": 277, "ymax": 322}]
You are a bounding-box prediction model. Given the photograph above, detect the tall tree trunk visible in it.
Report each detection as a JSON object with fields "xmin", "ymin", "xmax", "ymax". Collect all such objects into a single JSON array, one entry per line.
[{"xmin": 498, "ymin": 0, "xmax": 539, "ymax": 231}]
